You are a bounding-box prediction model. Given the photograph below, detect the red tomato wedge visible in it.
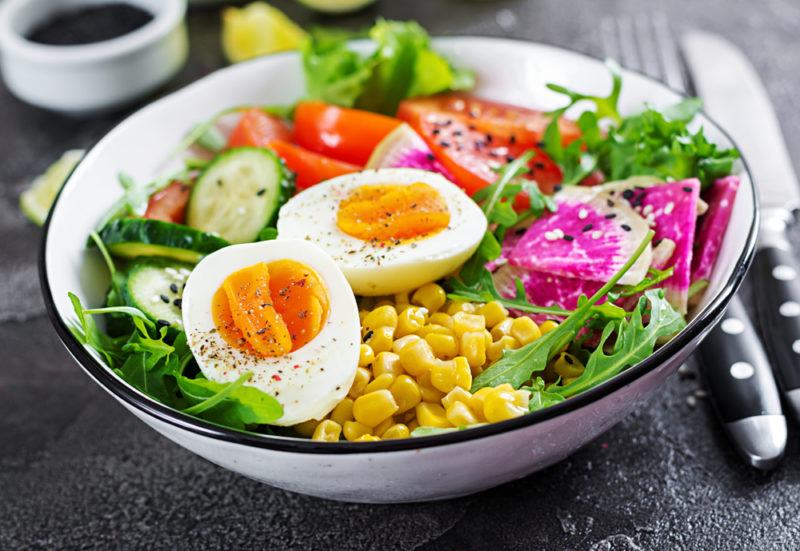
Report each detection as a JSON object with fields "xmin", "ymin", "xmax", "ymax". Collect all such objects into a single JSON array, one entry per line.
[
  {"xmin": 227, "ymin": 108, "xmax": 292, "ymax": 148},
  {"xmin": 293, "ymin": 101, "xmax": 402, "ymax": 165},
  {"xmin": 398, "ymin": 103, "xmax": 564, "ymax": 195},
  {"xmin": 268, "ymin": 140, "xmax": 362, "ymax": 191},
  {"xmin": 143, "ymin": 181, "xmax": 191, "ymax": 224},
  {"xmin": 397, "ymin": 94, "xmax": 581, "ymax": 146}
]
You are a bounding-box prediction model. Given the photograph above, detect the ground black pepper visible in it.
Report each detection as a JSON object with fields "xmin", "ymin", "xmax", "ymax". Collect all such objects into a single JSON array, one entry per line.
[{"xmin": 26, "ymin": 3, "xmax": 154, "ymax": 46}]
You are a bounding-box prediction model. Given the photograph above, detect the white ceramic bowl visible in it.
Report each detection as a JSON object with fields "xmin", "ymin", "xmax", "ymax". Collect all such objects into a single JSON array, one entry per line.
[
  {"xmin": 0, "ymin": 0, "xmax": 188, "ymax": 115},
  {"xmin": 40, "ymin": 37, "xmax": 757, "ymax": 503}
]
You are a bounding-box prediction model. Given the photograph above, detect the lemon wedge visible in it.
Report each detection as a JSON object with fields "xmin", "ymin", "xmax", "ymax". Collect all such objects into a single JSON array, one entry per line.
[
  {"xmin": 222, "ymin": 2, "xmax": 308, "ymax": 63},
  {"xmin": 19, "ymin": 149, "xmax": 84, "ymax": 226}
]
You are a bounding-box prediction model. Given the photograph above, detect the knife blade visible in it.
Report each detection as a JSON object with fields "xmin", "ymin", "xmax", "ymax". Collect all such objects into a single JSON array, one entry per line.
[{"xmin": 683, "ymin": 32, "xmax": 800, "ymax": 424}]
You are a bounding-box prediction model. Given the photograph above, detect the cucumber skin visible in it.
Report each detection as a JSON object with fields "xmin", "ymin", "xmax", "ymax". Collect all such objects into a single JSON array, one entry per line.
[
  {"xmin": 188, "ymin": 147, "xmax": 295, "ymax": 242},
  {"xmin": 120, "ymin": 258, "xmax": 193, "ymax": 329},
  {"xmin": 97, "ymin": 218, "xmax": 229, "ymax": 262}
]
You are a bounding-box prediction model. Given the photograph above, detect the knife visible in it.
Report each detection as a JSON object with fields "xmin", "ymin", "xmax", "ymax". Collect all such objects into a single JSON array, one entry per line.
[{"xmin": 682, "ymin": 31, "xmax": 791, "ymax": 469}]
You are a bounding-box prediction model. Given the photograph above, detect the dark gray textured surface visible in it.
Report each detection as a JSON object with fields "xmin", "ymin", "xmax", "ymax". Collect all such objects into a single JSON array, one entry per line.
[{"xmin": 2, "ymin": 1, "xmax": 800, "ymax": 549}]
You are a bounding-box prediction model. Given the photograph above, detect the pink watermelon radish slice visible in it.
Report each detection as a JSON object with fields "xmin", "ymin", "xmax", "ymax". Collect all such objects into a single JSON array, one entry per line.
[
  {"xmin": 366, "ymin": 123, "xmax": 454, "ymax": 180},
  {"xmin": 691, "ymin": 175, "xmax": 741, "ymax": 284},
  {"xmin": 493, "ymin": 264, "xmax": 604, "ymax": 311},
  {"xmin": 597, "ymin": 178, "xmax": 701, "ymax": 313},
  {"xmin": 508, "ymin": 186, "xmax": 652, "ymax": 286}
]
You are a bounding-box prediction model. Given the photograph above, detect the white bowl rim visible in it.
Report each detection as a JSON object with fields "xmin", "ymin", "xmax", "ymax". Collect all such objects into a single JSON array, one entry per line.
[
  {"xmin": 0, "ymin": 0, "xmax": 186, "ymax": 63},
  {"xmin": 39, "ymin": 36, "xmax": 759, "ymax": 455}
]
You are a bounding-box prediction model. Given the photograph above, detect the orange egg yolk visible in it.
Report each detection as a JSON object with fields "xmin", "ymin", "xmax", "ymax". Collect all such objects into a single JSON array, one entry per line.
[
  {"xmin": 336, "ymin": 183, "xmax": 450, "ymax": 242},
  {"xmin": 211, "ymin": 260, "xmax": 329, "ymax": 357}
]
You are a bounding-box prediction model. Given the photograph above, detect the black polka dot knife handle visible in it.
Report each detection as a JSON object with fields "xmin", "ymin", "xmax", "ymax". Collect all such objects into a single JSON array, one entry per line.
[
  {"xmin": 697, "ymin": 295, "xmax": 786, "ymax": 470},
  {"xmin": 754, "ymin": 244, "xmax": 800, "ymax": 415}
]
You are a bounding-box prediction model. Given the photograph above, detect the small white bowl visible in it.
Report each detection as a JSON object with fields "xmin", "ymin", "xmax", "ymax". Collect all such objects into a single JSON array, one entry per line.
[{"xmin": 0, "ymin": 0, "xmax": 188, "ymax": 115}]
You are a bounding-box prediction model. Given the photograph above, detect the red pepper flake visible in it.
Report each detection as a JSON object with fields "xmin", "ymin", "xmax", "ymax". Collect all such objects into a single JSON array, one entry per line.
[
  {"xmin": 293, "ymin": 364, "xmax": 301, "ymax": 369},
  {"xmin": 272, "ymin": 374, "xmax": 282, "ymax": 381}
]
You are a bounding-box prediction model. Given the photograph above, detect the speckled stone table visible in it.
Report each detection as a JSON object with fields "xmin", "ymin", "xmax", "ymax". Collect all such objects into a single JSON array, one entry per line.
[{"xmin": 3, "ymin": 1, "xmax": 800, "ymax": 549}]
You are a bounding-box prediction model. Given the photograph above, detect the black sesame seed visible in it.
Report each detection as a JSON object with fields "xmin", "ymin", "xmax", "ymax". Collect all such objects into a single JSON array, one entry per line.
[
  {"xmin": 157, "ymin": 319, "xmax": 170, "ymax": 328},
  {"xmin": 582, "ymin": 223, "xmax": 593, "ymax": 232},
  {"xmin": 439, "ymin": 141, "xmax": 451, "ymax": 148},
  {"xmin": 563, "ymin": 235, "xmax": 574, "ymax": 242},
  {"xmin": 621, "ymin": 224, "xmax": 632, "ymax": 231},
  {"xmin": 506, "ymin": 155, "xmax": 515, "ymax": 163},
  {"xmin": 169, "ymin": 283, "xmax": 178, "ymax": 293},
  {"xmin": 605, "ymin": 213, "xmax": 617, "ymax": 219},
  {"xmin": 160, "ymin": 294, "xmax": 169, "ymax": 304},
  {"xmin": 622, "ymin": 189, "xmax": 634, "ymax": 200},
  {"xmin": 554, "ymin": 184, "xmax": 563, "ymax": 192},
  {"xmin": 256, "ymin": 188, "xmax": 266, "ymax": 196},
  {"xmin": 682, "ymin": 186, "xmax": 693, "ymax": 193},
  {"xmin": 426, "ymin": 153, "xmax": 435, "ymax": 161},
  {"xmin": 173, "ymin": 298, "xmax": 182, "ymax": 308},
  {"xmin": 534, "ymin": 162, "xmax": 546, "ymax": 169},
  {"xmin": 606, "ymin": 199, "xmax": 615, "ymax": 207},
  {"xmin": 510, "ymin": 135, "xmax": 517, "ymax": 145},
  {"xmin": 453, "ymin": 130, "xmax": 462, "ymax": 137},
  {"xmin": 432, "ymin": 128, "xmax": 440, "ymax": 135}
]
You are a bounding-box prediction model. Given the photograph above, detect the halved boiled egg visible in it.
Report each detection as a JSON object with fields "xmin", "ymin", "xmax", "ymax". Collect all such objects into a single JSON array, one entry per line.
[
  {"xmin": 276, "ymin": 168, "xmax": 487, "ymax": 295},
  {"xmin": 181, "ymin": 239, "xmax": 360, "ymax": 426}
]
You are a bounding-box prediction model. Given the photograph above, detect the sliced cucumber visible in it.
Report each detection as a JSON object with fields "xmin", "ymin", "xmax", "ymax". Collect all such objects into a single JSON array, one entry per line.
[
  {"xmin": 186, "ymin": 147, "xmax": 293, "ymax": 244},
  {"xmin": 121, "ymin": 258, "xmax": 193, "ymax": 329},
  {"xmin": 98, "ymin": 218, "xmax": 229, "ymax": 263}
]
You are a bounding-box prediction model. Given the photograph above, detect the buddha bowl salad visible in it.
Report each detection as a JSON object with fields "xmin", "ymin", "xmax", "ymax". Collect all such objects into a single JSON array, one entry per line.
[{"xmin": 69, "ymin": 20, "xmax": 740, "ymax": 442}]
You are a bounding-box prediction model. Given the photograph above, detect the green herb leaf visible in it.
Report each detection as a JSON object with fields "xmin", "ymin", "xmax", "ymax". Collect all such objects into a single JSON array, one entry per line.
[
  {"xmin": 552, "ymin": 289, "xmax": 686, "ymax": 398},
  {"xmin": 178, "ymin": 372, "xmax": 283, "ymax": 428},
  {"xmin": 523, "ymin": 377, "xmax": 566, "ymax": 412}
]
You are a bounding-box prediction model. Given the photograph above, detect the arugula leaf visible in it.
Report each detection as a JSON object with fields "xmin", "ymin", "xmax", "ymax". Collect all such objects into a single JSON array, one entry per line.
[
  {"xmin": 302, "ymin": 19, "xmax": 474, "ymax": 115},
  {"xmin": 470, "ymin": 230, "xmax": 654, "ymax": 391},
  {"xmin": 609, "ymin": 266, "xmax": 674, "ymax": 301},
  {"xmin": 178, "ymin": 373, "xmax": 283, "ymax": 429},
  {"xmin": 523, "ymin": 377, "xmax": 565, "ymax": 412},
  {"xmin": 552, "ymin": 289, "xmax": 686, "ymax": 398},
  {"xmin": 546, "ymin": 59, "xmax": 623, "ymax": 124},
  {"xmin": 68, "ymin": 292, "xmax": 127, "ymax": 367}
]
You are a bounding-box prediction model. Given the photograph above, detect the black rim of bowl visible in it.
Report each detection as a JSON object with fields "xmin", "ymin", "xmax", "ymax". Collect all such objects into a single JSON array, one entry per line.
[{"xmin": 39, "ymin": 37, "xmax": 759, "ymax": 455}]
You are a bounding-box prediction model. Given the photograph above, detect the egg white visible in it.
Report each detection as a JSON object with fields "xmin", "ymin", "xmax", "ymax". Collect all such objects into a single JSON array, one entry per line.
[
  {"xmin": 276, "ymin": 168, "xmax": 488, "ymax": 296},
  {"xmin": 181, "ymin": 239, "xmax": 360, "ymax": 426}
]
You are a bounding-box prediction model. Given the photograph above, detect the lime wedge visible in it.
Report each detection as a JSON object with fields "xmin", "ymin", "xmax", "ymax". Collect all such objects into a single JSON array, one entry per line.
[
  {"xmin": 19, "ymin": 149, "xmax": 84, "ymax": 226},
  {"xmin": 221, "ymin": 2, "xmax": 309, "ymax": 64},
  {"xmin": 295, "ymin": 0, "xmax": 376, "ymax": 14}
]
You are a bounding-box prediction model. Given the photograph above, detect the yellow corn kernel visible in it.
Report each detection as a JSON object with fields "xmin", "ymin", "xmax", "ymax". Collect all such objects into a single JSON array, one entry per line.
[
  {"xmin": 452, "ymin": 311, "xmax": 486, "ymax": 336},
  {"xmin": 330, "ymin": 398, "xmax": 354, "ymax": 426},
  {"xmin": 417, "ymin": 372, "xmax": 446, "ymax": 403},
  {"xmin": 416, "ymin": 402, "xmax": 451, "ymax": 428},
  {"xmin": 392, "ymin": 334, "xmax": 421, "ymax": 354},
  {"xmin": 513, "ymin": 389, "xmax": 531, "ymax": 409},
  {"xmin": 365, "ymin": 373, "xmax": 395, "ymax": 393},
  {"xmin": 425, "ymin": 333, "xmax": 458, "ymax": 360},
  {"xmin": 446, "ymin": 300, "xmax": 477, "ymax": 315},
  {"xmin": 373, "ymin": 351, "xmax": 405, "ymax": 377},
  {"xmin": 353, "ymin": 389, "xmax": 399, "ymax": 427},
  {"xmin": 348, "ymin": 367, "xmax": 372, "ymax": 399},
  {"xmin": 539, "ymin": 320, "xmax": 559, "ymax": 334},
  {"xmin": 479, "ymin": 301, "xmax": 508, "ymax": 328},
  {"xmin": 453, "ymin": 356, "xmax": 472, "ymax": 390},
  {"xmin": 382, "ymin": 423, "xmax": 411, "ymax": 439},
  {"xmin": 510, "ymin": 316, "xmax": 542, "ymax": 345},
  {"xmin": 366, "ymin": 325, "xmax": 394, "ymax": 354},
  {"xmin": 363, "ymin": 305, "xmax": 398, "ymax": 331},
  {"xmin": 374, "ymin": 416, "xmax": 395, "ymax": 437},
  {"xmin": 293, "ymin": 419, "xmax": 320, "ymax": 438},
  {"xmin": 407, "ymin": 419, "xmax": 419, "ymax": 431},
  {"xmin": 483, "ymin": 388, "xmax": 527, "ymax": 423},
  {"xmin": 442, "ymin": 386, "xmax": 473, "ymax": 410},
  {"xmin": 553, "ymin": 352, "xmax": 585, "ymax": 379},
  {"xmin": 487, "ymin": 335, "xmax": 519, "ymax": 362},
  {"xmin": 412, "ymin": 283, "xmax": 447, "ymax": 312},
  {"xmin": 358, "ymin": 344, "xmax": 375, "ymax": 367},
  {"xmin": 460, "ymin": 331, "xmax": 487, "ymax": 369},
  {"xmin": 470, "ymin": 386, "xmax": 498, "ymax": 419},
  {"xmin": 396, "ymin": 306, "xmax": 428, "ymax": 337},
  {"xmin": 490, "ymin": 318, "xmax": 514, "ymax": 340},
  {"xmin": 415, "ymin": 323, "xmax": 454, "ymax": 338},
  {"xmin": 312, "ymin": 419, "xmax": 342, "ymax": 442},
  {"xmin": 355, "ymin": 434, "xmax": 381, "ymax": 442},
  {"xmin": 446, "ymin": 401, "xmax": 480, "ymax": 427},
  {"xmin": 430, "ymin": 359, "xmax": 457, "ymax": 393},
  {"xmin": 484, "ymin": 329, "xmax": 493, "ymax": 349},
  {"xmin": 398, "ymin": 338, "xmax": 439, "ymax": 377},
  {"xmin": 389, "ymin": 374, "xmax": 422, "ymax": 413},
  {"xmin": 431, "ymin": 313, "xmax": 454, "ymax": 330},
  {"xmin": 393, "ymin": 290, "xmax": 410, "ymax": 306}
]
